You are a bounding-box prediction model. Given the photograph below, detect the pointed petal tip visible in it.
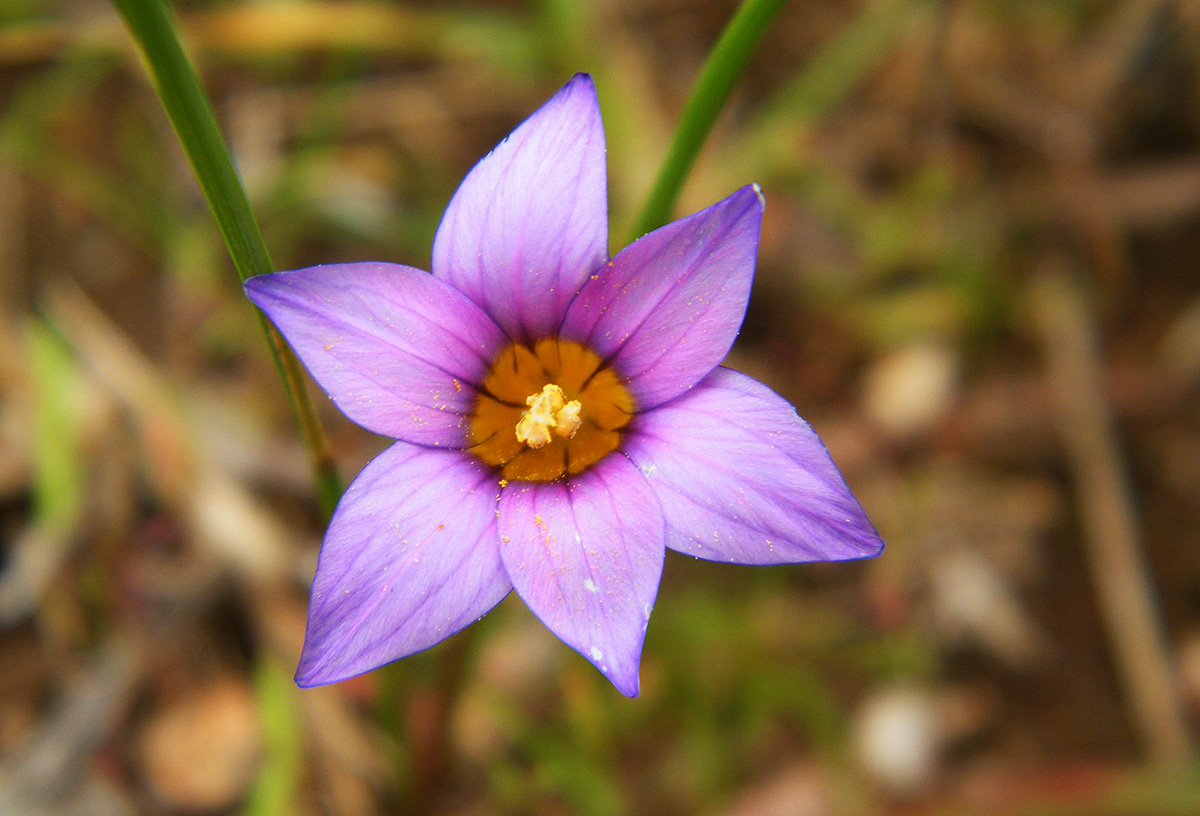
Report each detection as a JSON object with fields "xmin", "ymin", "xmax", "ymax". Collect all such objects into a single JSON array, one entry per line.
[
  {"xmin": 547, "ymin": 71, "xmax": 600, "ymax": 123},
  {"xmin": 732, "ymin": 182, "xmax": 766, "ymax": 214},
  {"xmin": 563, "ymin": 186, "xmax": 765, "ymax": 409},
  {"xmin": 293, "ymin": 657, "xmax": 331, "ymax": 689},
  {"xmin": 830, "ymin": 532, "xmax": 884, "ymax": 563},
  {"xmin": 626, "ymin": 368, "xmax": 889, "ymax": 565},
  {"xmin": 294, "ymin": 636, "xmax": 348, "ymax": 688},
  {"xmin": 750, "ymin": 182, "xmax": 766, "ymax": 209},
  {"xmin": 498, "ymin": 460, "xmax": 662, "ymax": 702},
  {"xmin": 610, "ymin": 670, "xmax": 641, "ymax": 698},
  {"xmin": 244, "ymin": 266, "xmax": 307, "ymax": 294},
  {"xmin": 431, "ymin": 68, "xmax": 607, "ymax": 340},
  {"xmin": 294, "ymin": 659, "xmax": 370, "ymax": 689},
  {"xmin": 243, "ymin": 267, "xmax": 304, "ymax": 312},
  {"xmin": 824, "ymin": 507, "xmax": 886, "ymax": 563},
  {"xmin": 839, "ymin": 511, "xmax": 886, "ymax": 562},
  {"xmin": 242, "ymin": 272, "xmax": 273, "ymax": 304},
  {"xmin": 239, "ymin": 265, "xmax": 508, "ymax": 445}
]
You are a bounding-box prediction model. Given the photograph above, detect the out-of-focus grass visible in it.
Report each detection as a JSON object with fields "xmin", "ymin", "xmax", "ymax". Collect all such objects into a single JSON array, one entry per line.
[
  {"xmin": 450, "ymin": 565, "xmax": 902, "ymax": 814},
  {"xmin": 244, "ymin": 656, "xmax": 302, "ymax": 816},
  {"xmin": 4, "ymin": 0, "xmax": 1200, "ymax": 813},
  {"xmin": 1, "ymin": 55, "xmax": 158, "ymax": 249},
  {"xmin": 27, "ymin": 319, "xmax": 84, "ymax": 534}
]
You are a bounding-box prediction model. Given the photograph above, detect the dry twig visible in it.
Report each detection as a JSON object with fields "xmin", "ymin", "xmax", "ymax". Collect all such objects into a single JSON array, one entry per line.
[{"xmin": 1030, "ymin": 262, "xmax": 1193, "ymax": 767}]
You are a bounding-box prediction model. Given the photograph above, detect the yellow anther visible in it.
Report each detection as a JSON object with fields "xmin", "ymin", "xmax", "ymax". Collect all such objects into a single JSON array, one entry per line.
[
  {"xmin": 515, "ymin": 384, "xmax": 583, "ymax": 449},
  {"xmin": 554, "ymin": 399, "xmax": 582, "ymax": 439},
  {"xmin": 469, "ymin": 339, "xmax": 635, "ymax": 482}
]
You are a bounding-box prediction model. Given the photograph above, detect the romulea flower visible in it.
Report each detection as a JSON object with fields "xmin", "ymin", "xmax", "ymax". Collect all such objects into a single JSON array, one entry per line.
[{"xmin": 246, "ymin": 74, "xmax": 883, "ymax": 697}]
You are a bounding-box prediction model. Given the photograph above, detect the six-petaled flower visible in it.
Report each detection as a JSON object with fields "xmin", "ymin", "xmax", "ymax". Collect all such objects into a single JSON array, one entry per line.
[{"xmin": 246, "ymin": 73, "xmax": 883, "ymax": 697}]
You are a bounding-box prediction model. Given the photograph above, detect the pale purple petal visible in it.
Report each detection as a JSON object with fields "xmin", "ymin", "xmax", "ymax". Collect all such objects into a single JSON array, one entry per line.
[
  {"xmin": 498, "ymin": 456, "xmax": 664, "ymax": 696},
  {"xmin": 246, "ymin": 263, "xmax": 506, "ymax": 447},
  {"xmin": 431, "ymin": 73, "xmax": 608, "ymax": 342},
  {"xmin": 296, "ymin": 443, "xmax": 509, "ymax": 686},
  {"xmin": 624, "ymin": 368, "xmax": 884, "ymax": 564},
  {"xmin": 561, "ymin": 185, "xmax": 763, "ymax": 410}
]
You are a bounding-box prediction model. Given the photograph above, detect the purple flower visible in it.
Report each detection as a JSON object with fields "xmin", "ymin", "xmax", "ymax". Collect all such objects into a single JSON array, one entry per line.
[{"xmin": 246, "ymin": 74, "xmax": 883, "ymax": 697}]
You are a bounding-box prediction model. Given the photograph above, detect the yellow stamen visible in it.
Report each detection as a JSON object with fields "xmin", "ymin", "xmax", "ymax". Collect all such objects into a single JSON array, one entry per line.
[
  {"xmin": 554, "ymin": 398, "xmax": 582, "ymax": 439},
  {"xmin": 470, "ymin": 339, "xmax": 634, "ymax": 482},
  {"xmin": 515, "ymin": 384, "xmax": 582, "ymax": 448}
]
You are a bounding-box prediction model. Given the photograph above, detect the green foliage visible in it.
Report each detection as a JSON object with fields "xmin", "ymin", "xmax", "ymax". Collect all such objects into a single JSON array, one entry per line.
[
  {"xmin": 111, "ymin": 0, "xmax": 342, "ymax": 517},
  {"xmin": 243, "ymin": 657, "xmax": 303, "ymax": 816},
  {"xmin": 627, "ymin": 0, "xmax": 790, "ymax": 241},
  {"xmin": 26, "ymin": 320, "xmax": 84, "ymax": 532}
]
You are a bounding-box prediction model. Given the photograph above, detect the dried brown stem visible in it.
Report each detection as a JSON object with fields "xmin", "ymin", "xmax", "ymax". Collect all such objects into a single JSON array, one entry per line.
[{"xmin": 1030, "ymin": 263, "xmax": 1193, "ymax": 767}]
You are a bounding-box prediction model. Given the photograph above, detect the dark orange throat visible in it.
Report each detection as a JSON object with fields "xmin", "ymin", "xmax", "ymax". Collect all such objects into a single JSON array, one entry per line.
[{"xmin": 470, "ymin": 338, "xmax": 634, "ymax": 482}]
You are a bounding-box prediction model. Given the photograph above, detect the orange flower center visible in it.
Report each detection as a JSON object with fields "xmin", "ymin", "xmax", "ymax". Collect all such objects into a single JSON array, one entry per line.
[{"xmin": 470, "ymin": 339, "xmax": 634, "ymax": 482}]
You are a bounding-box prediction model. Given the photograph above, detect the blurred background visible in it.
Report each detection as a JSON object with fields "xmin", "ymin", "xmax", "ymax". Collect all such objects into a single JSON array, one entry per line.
[{"xmin": 3, "ymin": 0, "xmax": 1200, "ymax": 813}]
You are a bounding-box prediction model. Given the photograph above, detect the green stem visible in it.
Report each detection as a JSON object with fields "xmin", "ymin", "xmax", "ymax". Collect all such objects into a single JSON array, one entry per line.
[
  {"xmin": 111, "ymin": 0, "xmax": 341, "ymax": 518},
  {"xmin": 627, "ymin": 0, "xmax": 790, "ymax": 242}
]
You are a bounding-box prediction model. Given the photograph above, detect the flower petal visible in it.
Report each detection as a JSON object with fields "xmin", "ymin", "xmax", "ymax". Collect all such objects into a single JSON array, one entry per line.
[
  {"xmin": 431, "ymin": 73, "xmax": 608, "ymax": 341},
  {"xmin": 562, "ymin": 185, "xmax": 763, "ymax": 410},
  {"xmin": 624, "ymin": 368, "xmax": 884, "ymax": 564},
  {"xmin": 246, "ymin": 263, "xmax": 506, "ymax": 447},
  {"xmin": 498, "ymin": 456, "xmax": 664, "ymax": 696},
  {"xmin": 295, "ymin": 443, "xmax": 510, "ymax": 686}
]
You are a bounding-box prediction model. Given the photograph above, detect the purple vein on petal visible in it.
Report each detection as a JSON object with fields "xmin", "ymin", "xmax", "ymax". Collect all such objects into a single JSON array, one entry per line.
[
  {"xmin": 295, "ymin": 443, "xmax": 510, "ymax": 686},
  {"xmin": 561, "ymin": 185, "xmax": 763, "ymax": 409}
]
